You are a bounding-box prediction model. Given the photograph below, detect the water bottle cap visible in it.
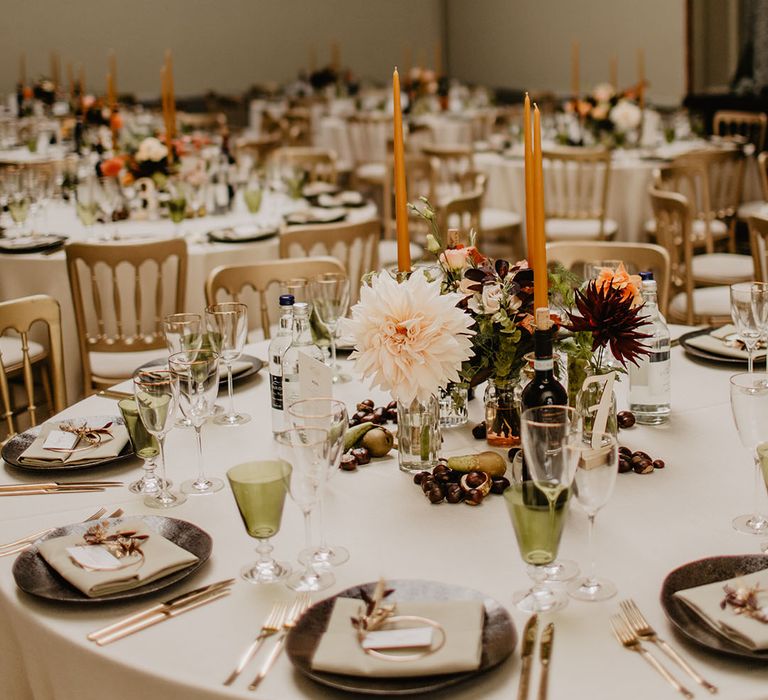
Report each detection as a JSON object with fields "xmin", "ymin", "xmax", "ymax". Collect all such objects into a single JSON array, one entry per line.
[
  {"xmin": 639, "ymin": 271, "xmax": 654, "ymax": 281},
  {"xmin": 279, "ymin": 294, "xmax": 295, "ymax": 306},
  {"xmin": 293, "ymin": 301, "xmax": 310, "ymax": 315}
]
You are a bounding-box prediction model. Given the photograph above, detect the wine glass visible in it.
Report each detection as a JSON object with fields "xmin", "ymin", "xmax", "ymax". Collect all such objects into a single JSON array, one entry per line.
[
  {"xmin": 75, "ymin": 176, "xmax": 100, "ymax": 239},
  {"xmin": 227, "ymin": 460, "xmax": 292, "ymax": 584},
  {"xmin": 311, "ymin": 273, "xmax": 350, "ymax": 383},
  {"xmin": 287, "ymin": 398, "xmax": 350, "ymax": 568},
  {"xmin": 243, "ymin": 173, "xmax": 263, "ymax": 216},
  {"xmin": 168, "ymin": 350, "xmax": 224, "ymax": 495},
  {"xmin": 276, "ymin": 427, "xmax": 334, "ymax": 592},
  {"xmin": 7, "ymin": 170, "xmax": 30, "ymax": 239},
  {"xmin": 133, "ymin": 369, "xmax": 186, "ymax": 508},
  {"xmin": 729, "ymin": 372, "xmax": 768, "ymax": 535},
  {"xmin": 730, "ymin": 283, "xmax": 768, "ymax": 373},
  {"xmin": 97, "ymin": 177, "xmax": 122, "ymax": 240},
  {"xmin": 507, "ymin": 405, "xmax": 580, "ymax": 613},
  {"xmin": 168, "ymin": 179, "xmax": 187, "ymax": 238},
  {"xmin": 205, "ymin": 302, "xmax": 250, "ymax": 426},
  {"xmin": 164, "ymin": 313, "xmax": 203, "ymax": 355},
  {"xmin": 118, "ymin": 397, "xmax": 165, "ymax": 495},
  {"xmin": 567, "ymin": 432, "xmax": 619, "ymax": 601}
]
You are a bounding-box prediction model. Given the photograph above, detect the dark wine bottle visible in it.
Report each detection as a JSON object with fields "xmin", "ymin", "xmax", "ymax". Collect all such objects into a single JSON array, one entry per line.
[{"xmin": 520, "ymin": 325, "xmax": 567, "ymax": 412}]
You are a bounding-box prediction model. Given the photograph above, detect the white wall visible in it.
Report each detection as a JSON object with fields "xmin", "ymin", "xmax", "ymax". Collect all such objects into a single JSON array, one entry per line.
[
  {"xmin": 446, "ymin": 0, "xmax": 686, "ymax": 105},
  {"xmin": 0, "ymin": 0, "xmax": 443, "ymax": 99}
]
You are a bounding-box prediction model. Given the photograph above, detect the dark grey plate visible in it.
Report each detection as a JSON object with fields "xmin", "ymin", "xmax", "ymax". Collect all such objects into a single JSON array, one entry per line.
[
  {"xmin": 12, "ymin": 515, "xmax": 212, "ymax": 603},
  {"xmin": 286, "ymin": 579, "xmax": 516, "ymax": 695},
  {"xmin": 137, "ymin": 354, "xmax": 264, "ymax": 385},
  {"xmin": 678, "ymin": 327, "xmax": 755, "ymax": 367},
  {"xmin": 284, "ymin": 211, "xmax": 348, "ymax": 226},
  {"xmin": 206, "ymin": 227, "xmax": 278, "ymax": 244},
  {"xmin": 660, "ymin": 554, "xmax": 768, "ymax": 661},
  {"xmin": 1, "ymin": 415, "xmax": 134, "ymax": 472},
  {"xmin": 0, "ymin": 234, "xmax": 67, "ymax": 255}
]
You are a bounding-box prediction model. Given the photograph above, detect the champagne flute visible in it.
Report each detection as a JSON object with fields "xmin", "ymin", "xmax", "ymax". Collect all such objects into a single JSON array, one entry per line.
[
  {"xmin": 243, "ymin": 174, "xmax": 263, "ymax": 215},
  {"xmin": 205, "ymin": 302, "xmax": 250, "ymax": 426},
  {"xmin": 311, "ymin": 273, "xmax": 350, "ymax": 383},
  {"xmin": 97, "ymin": 176, "xmax": 122, "ymax": 241},
  {"xmin": 75, "ymin": 176, "xmax": 100, "ymax": 239},
  {"xmin": 730, "ymin": 283, "xmax": 768, "ymax": 373},
  {"xmin": 276, "ymin": 427, "xmax": 334, "ymax": 592},
  {"xmin": 133, "ymin": 369, "xmax": 186, "ymax": 508},
  {"xmin": 567, "ymin": 432, "xmax": 619, "ymax": 601},
  {"xmin": 507, "ymin": 405, "xmax": 580, "ymax": 613},
  {"xmin": 168, "ymin": 179, "xmax": 187, "ymax": 238},
  {"xmin": 287, "ymin": 398, "xmax": 350, "ymax": 568},
  {"xmin": 7, "ymin": 170, "xmax": 30, "ymax": 239},
  {"xmin": 168, "ymin": 350, "xmax": 224, "ymax": 495},
  {"xmin": 729, "ymin": 372, "xmax": 768, "ymax": 535},
  {"xmin": 227, "ymin": 460, "xmax": 292, "ymax": 583},
  {"xmin": 118, "ymin": 397, "xmax": 165, "ymax": 495}
]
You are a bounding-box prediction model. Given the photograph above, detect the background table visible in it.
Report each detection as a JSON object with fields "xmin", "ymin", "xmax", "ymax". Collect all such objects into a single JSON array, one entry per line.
[{"xmin": 1, "ymin": 331, "xmax": 767, "ymax": 699}]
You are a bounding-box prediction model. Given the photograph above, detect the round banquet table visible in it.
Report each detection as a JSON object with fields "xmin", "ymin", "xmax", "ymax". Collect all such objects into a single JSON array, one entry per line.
[
  {"xmin": 0, "ymin": 195, "xmax": 377, "ymax": 402},
  {"xmin": 1, "ymin": 329, "xmax": 768, "ymax": 700}
]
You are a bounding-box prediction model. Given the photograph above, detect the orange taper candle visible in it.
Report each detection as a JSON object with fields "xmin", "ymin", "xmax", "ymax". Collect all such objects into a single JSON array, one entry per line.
[
  {"xmin": 532, "ymin": 104, "xmax": 548, "ymax": 314},
  {"xmin": 392, "ymin": 68, "xmax": 411, "ymax": 272},
  {"xmin": 523, "ymin": 94, "xmax": 535, "ymax": 266},
  {"xmin": 571, "ymin": 41, "xmax": 580, "ymax": 98},
  {"xmin": 637, "ymin": 48, "xmax": 645, "ymax": 110}
]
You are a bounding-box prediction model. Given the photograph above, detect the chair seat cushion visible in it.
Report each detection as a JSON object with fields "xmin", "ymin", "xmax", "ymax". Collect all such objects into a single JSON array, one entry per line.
[
  {"xmin": 669, "ymin": 286, "xmax": 731, "ymax": 320},
  {"xmin": 0, "ymin": 336, "xmax": 46, "ymax": 370},
  {"xmin": 89, "ymin": 348, "xmax": 169, "ymax": 381},
  {"xmin": 738, "ymin": 200, "xmax": 766, "ymax": 221},
  {"xmin": 355, "ymin": 162, "xmax": 386, "ymax": 184},
  {"xmin": 545, "ymin": 218, "xmax": 618, "ymax": 240},
  {"xmin": 645, "ymin": 217, "xmax": 728, "ymax": 240},
  {"xmin": 691, "ymin": 253, "xmax": 753, "ymax": 284},
  {"xmin": 378, "ymin": 240, "xmax": 424, "ymax": 268},
  {"xmin": 481, "ymin": 208, "xmax": 521, "ymax": 231}
]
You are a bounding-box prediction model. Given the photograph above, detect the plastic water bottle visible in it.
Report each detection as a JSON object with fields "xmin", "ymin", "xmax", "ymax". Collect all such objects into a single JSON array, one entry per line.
[
  {"xmin": 281, "ymin": 302, "xmax": 325, "ymax": 414},
  {"xmin": 629, "ymin": 272, "xmax": 671, "ymax": 424},
  {"xmin": 268, "ymin": 294, "xmax": 294, "ymax": 434}
]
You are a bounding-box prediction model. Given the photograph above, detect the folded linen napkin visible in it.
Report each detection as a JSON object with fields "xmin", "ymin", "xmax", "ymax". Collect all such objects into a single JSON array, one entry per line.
[
  {"xmin": 229, "ymin": 359, "xmax": 252, "ymax": 376},
  {"xmin": 673, "ymin": 569, "xmax": 768, "ymax": 650},
  {"xmin": 684, "ymin": 325, "xmax": 766, "ymax": 361},
  {"xmin": 311, "ymin": 598, "xmax": 484, "ymax": 677},
  {"xmin": 19, "ymin": 421, "xmax": 130, "ymax": 465},
  {"xmin": 37, "ymin": 519, "xmax": 199, "ymax": 597}
]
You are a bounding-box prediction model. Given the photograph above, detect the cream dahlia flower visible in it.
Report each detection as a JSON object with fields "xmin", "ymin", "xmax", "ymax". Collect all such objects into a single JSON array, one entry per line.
[{"xmin": 348, "ymin": 271, "xmax": 475, "ymax": 404}]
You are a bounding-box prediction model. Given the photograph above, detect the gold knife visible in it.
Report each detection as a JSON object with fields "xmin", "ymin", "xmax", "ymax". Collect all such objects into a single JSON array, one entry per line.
[
  {"xmin": 537, "ymin": 622, "xmax": 554, "ymax": 700},
  {"xmin": 97, "ymin": 389, "xmax": 133, "ymax": 399},
  {"xmin": 88, "ymin": 578, "xmax": 235, "ymax": 641},
  {"xmin": 517, "ymin": 614, "xmax": 538, "ymax": 700},
  {"xmin": 0, "ymin": 481, "xmax": 122, "ymax": 492}
]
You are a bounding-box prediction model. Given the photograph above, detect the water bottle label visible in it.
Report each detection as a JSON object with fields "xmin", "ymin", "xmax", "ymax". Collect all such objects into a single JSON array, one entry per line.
[{"xmin": 269, "ymin": 373, "xmax": 283, "ymax": 410}]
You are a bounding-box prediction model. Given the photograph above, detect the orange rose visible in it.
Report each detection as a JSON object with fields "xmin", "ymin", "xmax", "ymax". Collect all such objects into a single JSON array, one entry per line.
[
  {"xmin": 595, "ymin": 262, "xmax": 641, "ymax": 304},
  {"xmin": 100, "ymin": 156, "xmax": 124, "ymax": 178}
]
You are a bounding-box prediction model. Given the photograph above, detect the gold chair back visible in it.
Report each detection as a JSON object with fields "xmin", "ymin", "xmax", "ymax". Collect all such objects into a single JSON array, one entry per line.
[
  {"xmin": 279, "ymin": 220, "xmax": 379, "ymax": 305},
  {"xmin": 759, "ymin": 151, "xmax": 768, "ymax": 201},
  {"xmin": 0, "ymin": 294, "xmax": 66, "ymax": 439},
  {"xmin": 234, "ymin": 134, "xmax": 282, "ymax": 168},
  {"xmin": 66, "ymin": 239, "xmax": 187, "ymax": 395},
  {"xmin": 546, "ymin": 240, "xmax": 671, "ymax": 315},
  {"xmin": 435, "ymin": 172, "xmax": 486, "ymax": 241},
  {"xmin": 271, "ymin": 147, "xmax": 338, "ymax": 184},
  {"xmin": 713, "ymin": 110, "xmax": 768, "ymax": 151},
  {"xmin": 749, "ymin": 214, "xmax": 768, "ymax": 282},
  {"xmin": 205, "ymin": 256, "xmax": 346, "ymax": 339},
  {"xmin": 422, "ymin": 144, "xmax": 475, "ymax": 204},
  {"xmin": 382, "ymin": 153, "xmax": 432, "ymax": 240},
  {"xmin": 176, "ymin": 111, "xmax": 227, "ymax": 133}
]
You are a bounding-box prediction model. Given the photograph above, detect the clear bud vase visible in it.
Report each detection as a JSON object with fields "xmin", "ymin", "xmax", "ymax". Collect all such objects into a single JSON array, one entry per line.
[
  {"xmin": 397, "ymin": 394, "xmax": 441, "ymax": 473},
  {"xmin": 484, "ymin": 378, "xmax": 520, "ymax": 448},
  {"xmin": 439, "ymin": 383, "xmax": 468, "ymax": 428},
  {"xmin": 575, "ymin": 370, "xmax": 619, "ymax": 444}
]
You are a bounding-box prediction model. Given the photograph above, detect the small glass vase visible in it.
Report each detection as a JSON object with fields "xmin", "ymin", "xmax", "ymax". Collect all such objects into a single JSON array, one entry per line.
[
  {"xmin": 439, "ymin": 383, "xmax": 468, "ymax": 428},
  {"xmin": 397, "ymin": 394, "xmax": 441, "ymax": 473},
  {"xmin": 575, "ymin": 369, "xmax": 619, "ymax": 444},
  {"xmin": 484, "ymin": 378, "xmax": 520, "ymax": 448}
]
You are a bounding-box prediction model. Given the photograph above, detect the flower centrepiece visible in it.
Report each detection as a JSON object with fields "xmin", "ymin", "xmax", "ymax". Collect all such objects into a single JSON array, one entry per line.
[{"xmin": 348, "ymin": 271, "xmax": 475, "ymax": 405}]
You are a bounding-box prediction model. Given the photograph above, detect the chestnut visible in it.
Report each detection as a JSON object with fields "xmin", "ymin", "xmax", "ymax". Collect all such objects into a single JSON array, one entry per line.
[
  {"xmin": 507, "ymin": 447, "xmax": 521, "ymax": 462},
  {"xmin": 617, "ymin": 411, "xmax": 636, "ymax": 429},
  {"xmin": 413, "ymin": 471, "xmax": 431, "ymax": 485},
  {"xmin": 471, "ymin": 422, "xmax": 487, "ymax": 439},
  {"xmin": 372, "ymin": 407, "xmax": 387, "ymax": 424},
  {"xmin": 618, "ymin": 458, "xmax": 633, "ymax": 473},
  {"xmin": 357, "ymin": 399, "xmax": 374, "ymax": 411},
  {"xmin": 464, "ymin": 488, "xmax": 484, "ymax": 506},
  {"xmin": 446, "ymin": 484, "xmax": 463, "ymax": 503},
  {"xmin": 490, "ymin": 476, "xmax": 511, "ymax": 494},
  {"xmin": 427, "ymin": 486, "xmax": 445, "ymax": 504},
  {"xmin": 350, "ymin": 447, "xmax": 370, "ymax": 465},
  {"xmin": 339, "ymin": 454, "xmax": 358, "ymax": 471},
  {"xmin": 653, "ymin": 459, "xmax": 666, "ymax": 470}
]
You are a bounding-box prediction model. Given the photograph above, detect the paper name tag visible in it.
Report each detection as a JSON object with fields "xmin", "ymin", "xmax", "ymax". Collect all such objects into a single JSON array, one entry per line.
[
  {"xmin": 361, "ymin": 627, "xmax": 434, "ymax": 650},
  {"xmin": 43, "ymin": 430, "xmax": 79, "ymax": 451},
  {"xmin": 298, "ymin": 350, "xmax": 333, "ymax": 399},
  {"xmin": 66, "ymin": 545, "xmax": 122, "ymax": 570}
]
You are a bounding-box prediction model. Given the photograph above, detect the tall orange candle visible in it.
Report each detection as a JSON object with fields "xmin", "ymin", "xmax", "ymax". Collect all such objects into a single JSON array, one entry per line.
[
  {"xmin": 109, "ymin": 49, "xmax": 117, "ymax": 104},
  {"xmin": 67, "ymin": 63, "xmax": 74, "ymax": 100},
  {"xmin": 106, "ymin": 72, "xmax": 115, "ymax": 109},
  {"xmin": 523, "ymin": 94, "xmax": 535, "ymax": 265},
  {"xmin": 532, "ymin": 105, "xmax": 548, "ymax": 314},
  {"xmin": 392, "ymin": 68, "xmax": 411, "ymax": 273},
  {"xmin": 165, "ymin": 50, "xmax": 176, "ymax": 140},
  {"xmin": 610, "ymin": 55, "xmax": 618, "ymax": 90},
  {"xmin": 637, "ymin": 48, "xmax": 645, "ymax": 109},
  {"xmin": 19, "ymin": 52, "xmax": 26, "ymax": 87},
  {"xmin": 50, "ymin": 51, "xmax": 60, "ymax": 92},
  {"xmin": 434, "ymin": 39, "xmax": 443, "ymax": 76},
  {"xmin": 571, "ymin": 41, "xmax": 580, "ymax": 98}
]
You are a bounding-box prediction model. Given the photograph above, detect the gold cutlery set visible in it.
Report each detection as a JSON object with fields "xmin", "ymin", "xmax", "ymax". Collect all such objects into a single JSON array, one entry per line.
[
  {"xmin": 0, "ymin": 480, "xmax": 123, "ymax": 496},
  {"xmin": 224, "ymin": 593, "xmax": 311, "ymax": 691},
  {"xmin": 611, "ymin": 599, "xmax": 718, "ymax": 697},
  {"xmin": 518, "ymin": 614, "xmax": 554, "ymax": 700}
]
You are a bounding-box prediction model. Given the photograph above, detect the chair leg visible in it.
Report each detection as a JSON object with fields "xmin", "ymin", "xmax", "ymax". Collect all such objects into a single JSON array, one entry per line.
[{"xmin": 40, "ymin": 361, "xmax": 53, "ymax": 419}]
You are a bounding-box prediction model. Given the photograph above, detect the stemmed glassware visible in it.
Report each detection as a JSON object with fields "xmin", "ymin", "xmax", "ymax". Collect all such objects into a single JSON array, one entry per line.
[
  {"xmin": 168, "ymin": 179, "xmax": 187, "ymax": 238},
  {"xmin": 118, "ymin": 397, "xmax": 164, "ymax": 495},
  {"xmin": 7, "ymin": 170, "xmax": 30, "ymax": 238},
  {"xmin": 75, "ymin": 176, "xmax": 100, "ymax": 239},
  {"xmin": 243, "ymin": 173, "xmax": 263, "ymax": 216},
  {"xmin": 729, "ymin": 372, "xmax": 768, "ymax": 535},
  {"xmin": 164, "ymin": 313, "xmax": 203, "ymax": 355},
  {"xmin": 97, "ymin": 177, "xmax": 122, "ymax": 240},
  {"xmin": 168, "ymin": 350, "xmax": 224, "ymax": 495},
  {"xmin": 205, "ymin": 302, "xmax": 251, "ymax": 426},
  {"xmin": 730, "ymin": 283, "xmax": 768, "ymax": 373},
  {"xmin": 276, "ymin": 427, "xmax": 334, "ymax": 592},
  {"xmin": 227, "ymin": 460, "xmax": 292, "ymax": 584},
  {"xmin": 287, "ymin": 398, "xmax": 350, "ymax": 568},
  {"xmin": 311, "ymin": 273, "xmax": 350, "ymax": 383},
  {"xmin": 567, "ymin": 431, "xmax": 619, "ymax": 601},
  {"xmin": 133, "ymin": 369, "xmax": 186, "ymax": 508},
  {"xmin": 506, "ymin": 405, "xmax": 580, "ymax": 613}
]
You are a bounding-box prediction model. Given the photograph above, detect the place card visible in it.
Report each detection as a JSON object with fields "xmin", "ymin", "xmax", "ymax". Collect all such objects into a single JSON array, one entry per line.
[
  {"xmin": 299, "ymin": 351, "xmax": 332, "ymax": 399},
  {"xmin": 66, "ymin": 545, "xmax": 122, "ymax": 570},
  {"xmin": 361, "ymin": 626, "xmax": 434, "ymax": 650},
  {"xmin": 42, "ymin": 430, "xmax": 79, "ymax": 451}
]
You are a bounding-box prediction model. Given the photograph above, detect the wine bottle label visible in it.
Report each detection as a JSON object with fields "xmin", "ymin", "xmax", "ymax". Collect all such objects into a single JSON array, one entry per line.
[
  {"xmin": 533, "ymin": 358, "xmax": 554, "ymax": 371},
  {"xmin": 269, "ymin": 373, "xmax": 283, "ymax": 411}
]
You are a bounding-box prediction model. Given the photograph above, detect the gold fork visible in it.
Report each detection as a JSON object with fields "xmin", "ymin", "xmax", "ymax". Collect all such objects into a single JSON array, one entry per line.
[
  {"xmin": 610, "ymin": 615, "xmax": 694, "ymax": 699},
  {"xmin": 620, "ymin": 599, "xmax": 718, "ymax": 694},
  {"xmin": 222, "ymin": 601, "xmax": 288, "ymax": 686}
]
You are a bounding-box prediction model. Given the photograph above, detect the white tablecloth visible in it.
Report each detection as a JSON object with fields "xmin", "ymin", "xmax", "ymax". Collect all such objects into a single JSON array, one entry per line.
[
  {"xmin": 1, "ymin": 331, "xmax": 767, "ymax": 699},
  {"xmin": 0, "ymin": 197, "xmax": 377, "ymax": 401}
]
